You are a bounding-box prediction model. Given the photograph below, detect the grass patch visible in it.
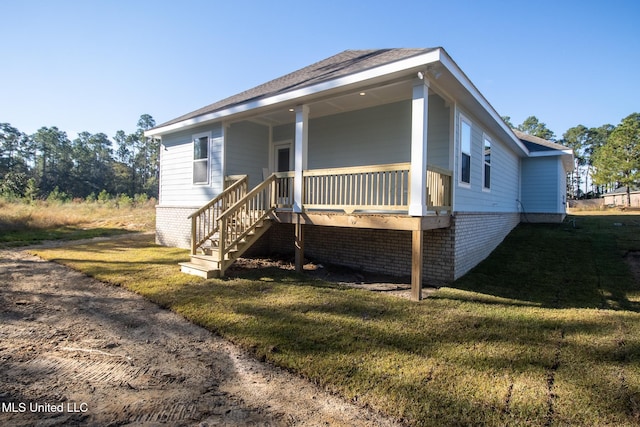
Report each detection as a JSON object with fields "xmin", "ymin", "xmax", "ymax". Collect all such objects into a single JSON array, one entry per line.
[
  {"xmin": 0, "ymin": 199, "xmax": 154, "ymax": 246},
  {"xmin": 30, "ymin": 213, "xmax": 640, "ymax": 426}
]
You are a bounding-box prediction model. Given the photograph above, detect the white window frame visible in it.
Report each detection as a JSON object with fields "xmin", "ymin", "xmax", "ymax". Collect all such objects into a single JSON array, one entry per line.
[
  {"xmin": 192, "ymin": 131, "xmax": 211, "ymax": 185},
  {"xmin": 459, "ymin": 114, "xmax": 472, "ymax": 187},
  {"xmin": 482, "ymin": 133, "xmax": 491, "ymax": 191}
]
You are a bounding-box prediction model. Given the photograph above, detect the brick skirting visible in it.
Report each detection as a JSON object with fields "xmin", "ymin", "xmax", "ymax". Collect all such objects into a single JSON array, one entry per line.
[{"xmin": 156, "ymin": 206, "xmax": 520, "ymax": 285}]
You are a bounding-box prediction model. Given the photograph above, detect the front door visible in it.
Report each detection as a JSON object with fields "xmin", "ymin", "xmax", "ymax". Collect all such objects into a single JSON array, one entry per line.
[
  {"xmin": 273, "ymin": 141, "xmax": 293, "ymax": 172},
  {"xmin": 272, "ymin": 141, "xmax": 293, "ymax": 204}
]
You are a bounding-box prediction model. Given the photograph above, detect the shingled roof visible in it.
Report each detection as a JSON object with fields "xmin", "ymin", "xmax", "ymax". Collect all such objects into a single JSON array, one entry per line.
[
  {"xmin": 154, "ymin": 48, "xmax": 438, "ymax": 129},
  {"xmin": 512, "ymin": 129, "xmax": 571, "ymax": 152}
]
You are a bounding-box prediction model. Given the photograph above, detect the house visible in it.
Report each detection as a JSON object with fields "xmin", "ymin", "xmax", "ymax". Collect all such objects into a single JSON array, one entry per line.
[
  {"xmin": 145, "ymin": 48, "xmax": 573, "ymax": 300},
  {"xmin": 603, "ymin": 187, "xmax": 640, "ymax": 208}
]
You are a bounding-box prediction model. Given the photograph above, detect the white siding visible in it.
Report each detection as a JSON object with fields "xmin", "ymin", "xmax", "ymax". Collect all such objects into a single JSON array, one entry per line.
[
  {"xmin": 159, "ymin": 123, "xmax": 223, "ymax": 206},
  {"xmin": 454, "ymin": 109, "xmax": 520, "ymax": 212},
  {"xmin": 521, "ymin": 156, "xmax": 565, "ymax": 213},
  {"xmin": 226, "ymin": 121, "xmax": 270, "ymax": 188}
]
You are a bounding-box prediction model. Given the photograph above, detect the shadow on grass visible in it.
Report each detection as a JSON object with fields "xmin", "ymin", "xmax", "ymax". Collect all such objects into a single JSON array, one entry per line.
[
  {"xmin": 449, "ymin": 216, "xmax": 640, "ymax": 312},
  {"xmin": 30, "ymin": 232, "xmax": 640, "ymax": 425}
]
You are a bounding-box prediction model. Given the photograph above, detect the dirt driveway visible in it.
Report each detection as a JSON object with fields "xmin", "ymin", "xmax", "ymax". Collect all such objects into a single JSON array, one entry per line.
[{"xmin": 0, "ymin": 247, "xmax": 402, "ymax": 426}]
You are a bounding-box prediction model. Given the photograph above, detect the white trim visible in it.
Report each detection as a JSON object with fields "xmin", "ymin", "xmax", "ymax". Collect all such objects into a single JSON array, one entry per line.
[
  {"xmin": 408, "ymin": 78, "xmax": 429, "ymax": 216},
  {"xmin": 146, "ymin": 50, "xmax": 443, "ymax": 137},
  {"xmin": 293, "ymin": 105, "xmax": 309, "ymax": 213},
  {"xmin": 438, "ymin": 51, "xmax": 529, "ymax": 157},
  {"xmin": 458, "ymin": 114, "xmax": 472, "ymax": 187},
  {"xmin": 482, "ymin": 132, "xmax": 491, "ymax": 191},
  {"xmin": 191, "ymin": 131, "xmax": 211, "ymax": 186},
  {"xmin": 271, "ymin": 140, "xmax": 294, "ymax": 173}
]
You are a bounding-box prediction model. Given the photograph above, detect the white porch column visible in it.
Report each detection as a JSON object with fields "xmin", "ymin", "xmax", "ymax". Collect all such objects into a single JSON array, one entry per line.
[
  {"xmin": 293, "ymin": 104, "xmax": 309, "ymax": 213},
  {"xmin": 408, "ymin": 78, "xmax": 430, "ymax": 216}
]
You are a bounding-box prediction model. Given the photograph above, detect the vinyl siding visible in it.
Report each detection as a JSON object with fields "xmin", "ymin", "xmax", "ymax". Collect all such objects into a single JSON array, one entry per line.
[
  {"xmin": 274, "ymin": 96, "xmax": 450, "ymax": 171},
  {"xmin": 308, "ymin": 101, "xmax": 412, "ymax": 168},
  {"xmin": 426, "ymin": 94, "xmax": 451, "ymax": 170},
  {"xmin": 159, "ymin": 123, "xmax": 223, "ymax": 206},
  {"xmin": 226, "ymin": 121, "xmax": 270, "ymax": 188},
  {"xmin": 454, "ymin": 110, "xmax": 519, "ymax": 212},
  {"xmin": 521, "ymin": 156, "xmax": 564, "ymax": 213}
]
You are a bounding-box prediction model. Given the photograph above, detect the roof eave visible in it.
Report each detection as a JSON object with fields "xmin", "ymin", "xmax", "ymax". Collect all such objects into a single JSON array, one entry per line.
[
  {"xmin": 145, "ymin": 49, "xmax": 444, "ymax": 137},
  {"xmin": 437, "ymin": 50, "xmax": 529, "ymax": 157},
  {"xmin": 528, "ymin": 149, "xmax": 575, "ymax": 171}
]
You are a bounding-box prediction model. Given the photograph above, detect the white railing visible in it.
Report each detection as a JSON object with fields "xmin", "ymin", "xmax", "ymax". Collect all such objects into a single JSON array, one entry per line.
[
  {"xmin": 301, "ymin": 163, "xmax": 452, "ymax": 213},
  {"xmin": 303, "ymin": 163, "xmax": 411, "ymax": 213}
]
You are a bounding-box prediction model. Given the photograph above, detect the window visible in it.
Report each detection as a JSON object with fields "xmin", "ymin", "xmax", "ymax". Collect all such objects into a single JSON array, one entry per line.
[
  {"xmin": 460, "ymin": 116, "xmax": 471, "ymax": 184},
  {"xmin": 483, "ymin": 134, "xmax": 491, "ymax": 189},
  {"xmin": 193, "ymin": 134, "xmax": 209, "ymax": 185}
]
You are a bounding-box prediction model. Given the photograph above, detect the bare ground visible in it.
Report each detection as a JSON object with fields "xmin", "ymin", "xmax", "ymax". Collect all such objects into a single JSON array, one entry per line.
[{"xmin": 0, "ymin": 246, "xmax": 404, "ymax": 426}]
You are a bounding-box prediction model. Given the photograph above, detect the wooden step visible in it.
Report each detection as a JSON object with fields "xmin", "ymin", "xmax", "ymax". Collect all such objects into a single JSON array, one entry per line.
[
  {"xmin": 183, "ymin": 217, "xmax": 273, "ymax": 278},
  {"xmin": 179, "ymin": 262, "xmax": 220, "ymax": 279}
]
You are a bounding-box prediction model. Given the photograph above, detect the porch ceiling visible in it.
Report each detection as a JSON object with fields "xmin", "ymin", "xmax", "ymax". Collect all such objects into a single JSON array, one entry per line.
[{"xmin": 247, "ymin": 79, "xmax": 416, "ymax": 126}]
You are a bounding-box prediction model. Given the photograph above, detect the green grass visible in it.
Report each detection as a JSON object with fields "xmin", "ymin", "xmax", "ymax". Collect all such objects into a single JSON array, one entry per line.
[{"xmin": 29, "ymin": 213, "xmax": 640, "ymax": 426}]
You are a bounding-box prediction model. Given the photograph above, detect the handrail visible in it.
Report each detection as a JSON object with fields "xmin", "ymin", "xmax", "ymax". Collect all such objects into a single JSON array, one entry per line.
[
  {"xmin": 188, "ymin": 175, "xmax": 247, "ymax": 219},
  {"xmin": 217, "ymin": 174, "xmax": 278, "ymax": 268},
  {"xmin": 188, "ymin": 175, "xmax": 248, "ymax": 254}
]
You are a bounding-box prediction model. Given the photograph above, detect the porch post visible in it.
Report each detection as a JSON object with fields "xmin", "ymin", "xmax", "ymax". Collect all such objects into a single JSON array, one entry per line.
[
  {"xmin": 293, "ymin": 105, "xmax": 309, "ymax": 213},
  {"xmin": 411, "ymin": 229, "xmax": 424, "ymax": 301},
  {"xmin": 409, "ymin": 78, "xmax": 429, "ymax": 216},
  {"xmin": 294, "ymin": 214, "xmax": 305, "ymax": 273}
]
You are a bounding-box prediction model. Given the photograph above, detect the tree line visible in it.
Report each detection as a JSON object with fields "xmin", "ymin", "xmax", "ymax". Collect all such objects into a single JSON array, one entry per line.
[
  {"xmin": 504, "ymin": 113, "xmax": 640, "ymax": 205},
  {"xmin": 1, "ymin": 112, "xmax": 638, "ymax": 205},
  {"xmin": 0, "ymin": 114, "xmax": 159, "ymax": 202}
]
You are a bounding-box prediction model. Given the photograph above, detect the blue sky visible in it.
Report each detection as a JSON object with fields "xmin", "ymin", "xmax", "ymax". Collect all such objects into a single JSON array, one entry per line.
[{"xmin": 1, "ymin": 0, "xmax": 638, "ymax": 141}]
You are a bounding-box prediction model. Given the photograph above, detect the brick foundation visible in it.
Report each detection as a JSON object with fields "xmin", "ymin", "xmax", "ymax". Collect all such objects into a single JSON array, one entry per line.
[
  {"xmin": 452, "ymin": 212, "xmax": 520, "ymax": 279},
  {"xmin": 262, "ymin": 222, "xmax": 455, "ymax": 285},
  {"xmin": 156, "ymin": 207, "xmax": 520, "ymax": 285},
  {"xmin": 155, "ymin": 206, "xmax": 198, "ymax": 249}
]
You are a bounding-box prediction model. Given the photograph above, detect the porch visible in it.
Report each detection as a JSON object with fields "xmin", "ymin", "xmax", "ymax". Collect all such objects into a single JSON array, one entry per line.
[{"xmin": 181, "ymin": 162, "xmax": 452, "ymax": 300}]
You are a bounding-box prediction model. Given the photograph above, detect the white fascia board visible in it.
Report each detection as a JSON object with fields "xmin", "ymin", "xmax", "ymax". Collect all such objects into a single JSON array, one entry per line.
[
  {"xmin": 146, "ymin": 50, "xmax": 443, "ymax": 137},
  {"xmin": 528, "ymin": 149, "xmax": 575, "ymax": 171},
  {"xmin": 438, "ymin": 51, "xmax": 529, "ymax": 157}
]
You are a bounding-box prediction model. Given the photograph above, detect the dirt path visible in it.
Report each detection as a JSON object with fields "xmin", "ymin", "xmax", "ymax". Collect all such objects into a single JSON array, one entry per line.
[{"xmin": 0, "ymin": 247, "xmax": 402, "ymax": 426}]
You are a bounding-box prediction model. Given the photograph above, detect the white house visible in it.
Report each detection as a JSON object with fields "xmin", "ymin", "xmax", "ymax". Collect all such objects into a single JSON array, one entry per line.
[{"xmin": 145, "ymin": 48, "xmax": 573, "ymax": 300}]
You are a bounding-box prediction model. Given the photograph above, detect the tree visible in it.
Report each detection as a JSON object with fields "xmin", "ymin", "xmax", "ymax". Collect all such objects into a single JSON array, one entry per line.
[
  {"xmin": 562, "ymin": 125, "xmax": 589, "ymax": 198},
  {"xmin": 517, "ymin": 116, "xmax": 556, "ymax": 141},
  {"xmin": 113, "ymin": 114, "xmax": 159, "ymax": 198},
  {"xmin": 0, "ymin": 123, "xmax": 31, "ymax": 176},
  {"xmin": 584, "ymin": 124, "xmax": 614, "ymax": 195},
  {"xmin": 31, "ymin": 127, "xmax": 73, "ymax": 196},
  {"xmin": 71, "ymin": 132, "xmax": 114, "ymax": 197},
  {"xmin": 501, "ymin": 116, "xmax": 515, "ymax": 128},
  {"xmin": 592, "ymin": 113, "xmax": 640, "ymax": 205}
]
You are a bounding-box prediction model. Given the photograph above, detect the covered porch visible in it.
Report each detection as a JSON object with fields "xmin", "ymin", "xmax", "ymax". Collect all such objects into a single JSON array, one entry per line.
[
  {"xmin": 187, "ymin": 160, "xmax": 452, "ymax": 300},
  {"xmin": 181, "ymin": 73, "xmax": 456, "ymax": 300}
]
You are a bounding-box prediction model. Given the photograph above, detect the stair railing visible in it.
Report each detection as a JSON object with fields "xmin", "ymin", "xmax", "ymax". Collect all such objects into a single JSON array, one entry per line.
[
  {"xmin": 188, "ymin": 175, "xmax": 248, "ymax": 255},
  {"xmin": 216, "ymin": 173, "xmax": 279, "ymax": 270}
]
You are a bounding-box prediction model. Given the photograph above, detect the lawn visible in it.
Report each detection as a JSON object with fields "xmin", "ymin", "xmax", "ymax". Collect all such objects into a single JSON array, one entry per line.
[{"xmin": 29, "ymin": 212, "xmax": 640, "ymax": 426}]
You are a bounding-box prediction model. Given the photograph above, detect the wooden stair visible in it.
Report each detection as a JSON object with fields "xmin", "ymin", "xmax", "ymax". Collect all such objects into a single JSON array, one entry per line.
[{"xmin": 180, "ymin": 218, "xmax": 272, "ymax": 279}]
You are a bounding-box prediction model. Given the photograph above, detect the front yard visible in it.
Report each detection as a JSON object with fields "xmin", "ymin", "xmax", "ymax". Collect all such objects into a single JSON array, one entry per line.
[{"xmin": 31, "ymin": 213, "xmax": 640, "ymax": 426}]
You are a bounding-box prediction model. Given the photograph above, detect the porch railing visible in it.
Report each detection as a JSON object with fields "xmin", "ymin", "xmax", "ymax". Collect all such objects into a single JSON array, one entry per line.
[
  {"xmin": 188, "ymin": 175, "xmax": 248, "ymax": 255},
  {"xmin": 300, "ymin": 162, "xmax": 452, "ymax": 213},
  {"xmin": 303, "ymin": 162, "xmax": 411, "ymax": 213},
  {"xmin": 426, "ymin": 165, "xmax": 452, "ymax": 211}
]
